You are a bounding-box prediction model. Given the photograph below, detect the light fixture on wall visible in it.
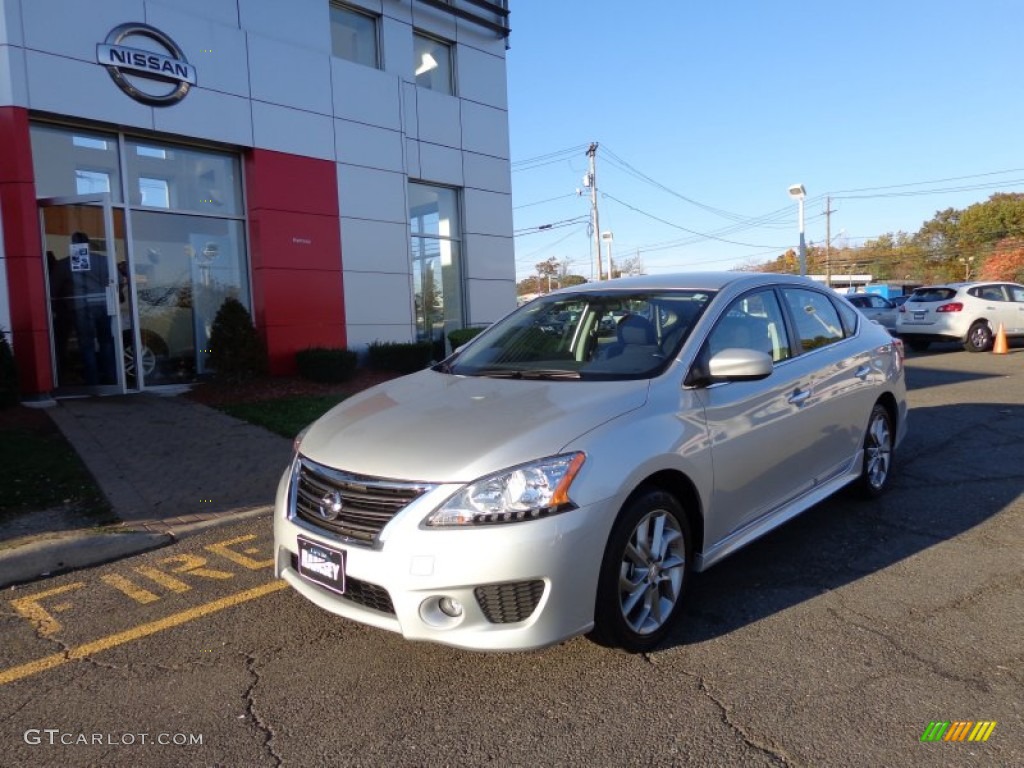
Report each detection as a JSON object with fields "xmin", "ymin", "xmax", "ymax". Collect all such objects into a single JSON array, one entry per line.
[{"xmin": 415, "ymin": 52, "xmax": 438, "ymax": 76}]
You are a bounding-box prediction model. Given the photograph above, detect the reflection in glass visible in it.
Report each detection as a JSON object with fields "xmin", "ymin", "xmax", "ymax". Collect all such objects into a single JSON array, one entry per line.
[
  {"xmin": 413, "ymin": 33, "xmax": 452, "ymax": 94},
  {"xmin": 31, "ymin": 124, "xmax": 124, "ymax": 202},
  {"xmin": 130, "ymin": 211, "xmax": 249, "ymax": 382},
  {"xmin": 125, "ymin": 139, "xmax": 242, "ymax": 215},
  {"xmin": 409, "ymin": 183, "xmax": 462, "ymax": 347}
]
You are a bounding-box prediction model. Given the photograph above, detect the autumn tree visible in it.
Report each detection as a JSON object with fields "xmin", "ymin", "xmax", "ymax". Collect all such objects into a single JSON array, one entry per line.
[{"xmin": 979, "ymin": 237, "xmax": 1024, "ymax": 281}]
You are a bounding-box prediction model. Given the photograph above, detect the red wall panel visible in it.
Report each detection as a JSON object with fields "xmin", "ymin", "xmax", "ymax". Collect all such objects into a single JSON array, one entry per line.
[
  {"xmin": 0, "ymin": 107, "xmax": 52, "ymax": 396},
  {"xmin": 245, "ymin": 149, "xmax": 346, "ymax": 376}
]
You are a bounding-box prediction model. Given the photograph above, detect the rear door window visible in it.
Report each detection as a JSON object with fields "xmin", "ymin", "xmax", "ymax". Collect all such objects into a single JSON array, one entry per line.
[{"xmin": 781, "ymin": 288, "xmax": 846, "ymax": 352}]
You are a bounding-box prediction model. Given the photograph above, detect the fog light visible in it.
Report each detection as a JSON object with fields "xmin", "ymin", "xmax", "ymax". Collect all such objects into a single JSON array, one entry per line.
[{"xmin": 438, "ymin": 597, "xmax": 463, "ymax": 617}]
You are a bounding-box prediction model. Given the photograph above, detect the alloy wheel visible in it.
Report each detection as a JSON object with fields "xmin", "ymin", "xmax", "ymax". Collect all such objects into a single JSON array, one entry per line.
[{"xmin": 618, "ymin": 509, "xmax": 687, "ymax": 635}]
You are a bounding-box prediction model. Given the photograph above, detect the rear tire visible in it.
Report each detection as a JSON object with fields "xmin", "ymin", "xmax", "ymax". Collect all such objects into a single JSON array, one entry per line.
[
  {"xmin": 964, "ymin": 321, "xmax": 992, "ymax": 353},
  {"xmin": 590, "ymin": 489, "xmax": 691, "ymax": 652},
  {"xmin": 854, "ymin": 404, "xmax": 894, "ymax": 498}
]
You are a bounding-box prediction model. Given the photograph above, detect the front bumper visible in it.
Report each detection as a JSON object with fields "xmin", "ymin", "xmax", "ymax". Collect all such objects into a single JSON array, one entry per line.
[{"xmin": 272, "ymin": 464, "xmax": 613, "ymax": 651}]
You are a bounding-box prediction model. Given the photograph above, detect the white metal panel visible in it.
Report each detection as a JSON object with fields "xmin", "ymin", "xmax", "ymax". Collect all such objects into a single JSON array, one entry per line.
[
  {"xmin": 0, "ymin": 44, "xmax": 27, "ymax": 107},
  {"xmin": 343, "ymin": 271, "xmax": 415, "ymax": 325},
  {"xmin": 463, "ymin": 234, "xmax": 515, "ymax": 281},
  {"xmin": 251, "ymin": 101, "xmax": 333, "ymax": 160},
  {"xmin": 334, "ymin": 119, "xmax": 404, "ymax": 173},
  {"xmin": 456, "ymin": 18, "xmax": 508, "ymax": 58},
  {"xmin": 455, "ymin": 45, "xmax": 507, "ymax": 110},
  {"xmin": 344, "ymin": 322, "xmax": 415, "ymax": 352},
  {"xmin": 463, "ymin": 151, "xmax": 511, "ymax": 194},
  {"xmin": 409, "ymin": 2, "xmax": 457, "ymax": 44},
  {"xmin": 380, "ymin": 0, "xmax": 411, "ymax": 24},
  {"xmin": 460, "ymin": 100, "xmax": 508, "ymax": 158},
  {"xmin": 337, "ymin": 163, "xmax": 407, "ymax": 224},
  {"xmin": 401, "ymin": 80, "xmax": 419, "ymax": 140},
  {"xmin": 417, "ymin": 141, "xmax": 463, "ymax": 187},
  {"xmin": 237, "ymin": 0, "xmax": 329, "ymax": 53},
  {"xmin": 415, "ymin": 87, "xmax": 461, "ymax": 148},
  {"xmin": 0, "ymin": 0, "xmax": 23, "ymax": 45},
  {"xmin": 153, "ymin": 87, "xmax": 253, "ymax": 147},
  {"xmin": 248, "ymin": 34, "xmax": 332, "ymax": 115},
  {"xmin": 339, "ymin": 217, "xmax": 410, "ymax": 274},
  {"xmin": 25, "ymin": 50, "xmax": 154, "ymax": 129},
  {"xmin": 332, "ymin": 57, "xmax": 402, "ymax": 130},
  {"xmin": 405, "ymin": 138, "xmax": 421, "ymax": 179},
  {"xmin": 463, "ymin": 188, "xmax": 512, "ymax": 237},
  {"xmin": 22, "ymin": 0, "xmax": 144, "ymax": 61},
  {"xmin": 145, "ymin": 0, "xmax": 239, "ymax": 27},
  {"xmin": 380, "ymin": 15, "xmax": 413, "ymax": 81},
  {"xmin": 144, "ymin": 3, "xmax": 249, "ymax": 98},
  {"xmin": 465, "ymin": 277, "xmax": 515, "ymax": 325}
]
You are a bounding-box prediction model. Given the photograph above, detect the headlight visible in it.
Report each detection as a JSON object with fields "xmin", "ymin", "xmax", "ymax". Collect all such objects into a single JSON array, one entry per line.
[{"xmin": 426, "ymin": 453, "xmax": 586, "ymax": 527}]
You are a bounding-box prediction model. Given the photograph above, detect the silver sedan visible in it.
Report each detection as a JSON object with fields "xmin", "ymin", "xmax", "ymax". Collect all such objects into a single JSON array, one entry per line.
[{"xmin": 274, "ymin": 273, "xmax": 907, "ymax": 652}]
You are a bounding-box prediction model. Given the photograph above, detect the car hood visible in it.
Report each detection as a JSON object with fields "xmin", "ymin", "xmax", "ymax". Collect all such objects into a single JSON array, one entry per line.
[{"xmin": 297, "ymin": 369, "xmax": 650, "ymax": 482}]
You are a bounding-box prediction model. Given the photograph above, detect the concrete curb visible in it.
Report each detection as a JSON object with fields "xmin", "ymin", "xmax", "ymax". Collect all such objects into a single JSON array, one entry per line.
[
  {"xmin": 0, "ymin": 531, "xmax": 172, "ymax": 589},
  {"xmin": 0, "ymin": 507, "xmax": 273, "ymax": 589}
]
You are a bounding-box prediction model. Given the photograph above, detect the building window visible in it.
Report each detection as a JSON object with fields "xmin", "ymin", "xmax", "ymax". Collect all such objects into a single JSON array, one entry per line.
[
  {"xmin": 330, "ymin": 2, "xmax": 379, "ymax": 68},
  {"xmin": 413, "ymin": 33, "xmax": 453, "ymax": 94},
  {"xmin": 409, "ymin": 183, "xmax": 462, "ymax": 345}
]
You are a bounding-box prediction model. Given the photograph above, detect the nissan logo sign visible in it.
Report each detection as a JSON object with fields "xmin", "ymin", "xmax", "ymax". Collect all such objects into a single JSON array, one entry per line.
[{"xmin": 97, "ymin": 23, "xmax": 196, "ymax": 106}]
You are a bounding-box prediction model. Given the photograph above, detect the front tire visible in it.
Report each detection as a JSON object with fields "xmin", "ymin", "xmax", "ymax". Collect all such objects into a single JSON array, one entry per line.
[
  {"xmin": 591, "ymin": 489, "xmax": 691, "ymax": 652},
  {"xmin": 964, "ymin": 321, "xmax": 992, "ymax": 353},
  {"xmin": 854, "ymin": 404, "xmax": 894, "ymax": 498}
]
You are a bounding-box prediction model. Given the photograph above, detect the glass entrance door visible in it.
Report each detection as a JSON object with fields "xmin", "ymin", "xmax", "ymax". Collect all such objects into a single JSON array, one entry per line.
[{"xmin": 40, "ymin": 196, "xmax": 128, "ymax": 394}]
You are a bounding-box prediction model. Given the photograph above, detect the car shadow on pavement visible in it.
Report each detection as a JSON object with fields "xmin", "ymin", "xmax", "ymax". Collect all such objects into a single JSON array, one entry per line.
[{"xmin": 661, "ymin": 401, "xmax": 1024, "ymax": 650}]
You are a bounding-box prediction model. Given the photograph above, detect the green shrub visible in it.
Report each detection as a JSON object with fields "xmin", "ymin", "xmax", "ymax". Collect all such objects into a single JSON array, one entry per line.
[
  {"xmin": 207, "ymin": 298, "xmax": 267, "ymax": 381},
  {"xmin": 0, "ymin": 327, "xmax": 18, "ymax": 408},
  {"xmin": 296, "ymin": 347, "xmax": 358, "ymax": 383},
  {"xmin": 447, "ymin": 327, "xmax": 485, "ymax": 349},
  {"xmin": 366, "ymin": 340, "xmax": 434, "ymax": 374}
]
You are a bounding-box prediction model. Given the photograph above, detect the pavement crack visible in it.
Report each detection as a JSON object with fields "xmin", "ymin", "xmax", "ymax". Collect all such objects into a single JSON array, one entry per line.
[
  {"xmin": 825, "ymin": 605, "xmax": 992, "ymax": 692},
  {"xmin": 242, "ymin": 650, "xmax": 283, "ymax": 768},
  {"xmin": 695, "ymin": 676, "xmax": 795, "ymax": 766}
]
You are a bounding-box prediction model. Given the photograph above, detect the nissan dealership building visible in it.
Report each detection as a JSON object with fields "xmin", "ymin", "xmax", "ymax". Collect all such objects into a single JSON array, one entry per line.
[{"xmin": 0, "ymin": 0, "xmax": 514, "ymax": 399}]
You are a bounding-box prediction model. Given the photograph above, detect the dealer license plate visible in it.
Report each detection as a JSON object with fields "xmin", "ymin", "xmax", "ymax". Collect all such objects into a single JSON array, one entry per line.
[{"xmin": 297, "ymin": 536, "xmax": 346, "ymax": 594}]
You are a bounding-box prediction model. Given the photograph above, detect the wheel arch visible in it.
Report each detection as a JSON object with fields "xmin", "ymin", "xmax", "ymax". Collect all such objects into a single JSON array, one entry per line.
[{"xmin": 625, "ymin": 469, "xmax": 705, "ymax": 557}]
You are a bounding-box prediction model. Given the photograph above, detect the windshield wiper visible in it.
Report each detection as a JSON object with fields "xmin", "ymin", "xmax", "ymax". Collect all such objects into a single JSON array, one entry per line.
[{"xmin": 472, "ymin": 368, "xmax": 581, "ymax": 380}]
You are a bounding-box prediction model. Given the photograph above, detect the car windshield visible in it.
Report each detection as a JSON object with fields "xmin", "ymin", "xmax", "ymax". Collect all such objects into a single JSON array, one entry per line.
[
  {"xmin": 910, "ymin": 288, "xmax": 957, "ymax": 302},
  {"xmin": 442, "ymin": 290, "xmax": 715, "ymax": 380}
]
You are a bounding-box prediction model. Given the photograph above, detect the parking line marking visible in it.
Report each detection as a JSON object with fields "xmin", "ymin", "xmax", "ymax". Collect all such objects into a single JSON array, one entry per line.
[{"xmin": 0, "ymin": 581, "xmax": 287, "ymax": 687}]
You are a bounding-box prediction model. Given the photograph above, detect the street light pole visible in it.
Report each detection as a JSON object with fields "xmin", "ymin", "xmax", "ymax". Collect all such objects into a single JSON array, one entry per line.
[
  {"xmin": 788, "ymin": 184, "xmax": 807, "ymax": 277},
  {"xmin": 586, "ymin": 143, "xmax": 603, "ymax": 281}
]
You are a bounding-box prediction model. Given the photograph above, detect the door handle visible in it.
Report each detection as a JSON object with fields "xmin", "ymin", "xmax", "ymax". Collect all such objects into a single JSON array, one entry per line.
[
  {"xmin": 854, "ymin": 364, "xmax": 871, "ymax": 380},
  {"xmin": 787, "ymin": 389, "xmax": 811, "ymax": 406}
]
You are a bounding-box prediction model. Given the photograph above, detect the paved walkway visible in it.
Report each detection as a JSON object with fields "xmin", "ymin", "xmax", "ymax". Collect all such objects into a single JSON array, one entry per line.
[{"xmin": 47, "ymin": 393, "xmax": 293, "ymax": 533}]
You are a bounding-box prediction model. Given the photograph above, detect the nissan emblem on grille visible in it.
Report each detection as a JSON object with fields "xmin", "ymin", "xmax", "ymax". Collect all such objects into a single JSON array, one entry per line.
[{"xmin": 318, "ymin": 491, "xmax": 344, "ymax": 521}]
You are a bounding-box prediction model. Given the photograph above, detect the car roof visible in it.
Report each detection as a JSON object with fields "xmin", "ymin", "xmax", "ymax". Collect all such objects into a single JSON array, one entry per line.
[{"xmin": 546, "ymin": 272, "xmax": 823, "ymax": 295}]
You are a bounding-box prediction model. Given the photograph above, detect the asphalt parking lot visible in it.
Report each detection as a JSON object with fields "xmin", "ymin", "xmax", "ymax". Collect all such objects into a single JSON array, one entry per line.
[{"xmin": 0, "ymin": 345, "xmax": 1021, "ymax": 767}]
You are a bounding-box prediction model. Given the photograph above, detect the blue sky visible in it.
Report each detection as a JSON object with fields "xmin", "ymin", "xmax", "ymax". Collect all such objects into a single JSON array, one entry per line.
[{"xmin": 505, "ymin": 1, "xmax": 1024, "ymax": 281}]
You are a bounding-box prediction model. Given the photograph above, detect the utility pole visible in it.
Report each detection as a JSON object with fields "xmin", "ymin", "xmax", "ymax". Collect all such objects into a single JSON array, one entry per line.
[
  {"xmin": 586, "ymin": 143, "xmax": 604, "ymax": 281},
  {"xmin": 824, "ymin": 196, "xmax": 832, "ymax": 289}
]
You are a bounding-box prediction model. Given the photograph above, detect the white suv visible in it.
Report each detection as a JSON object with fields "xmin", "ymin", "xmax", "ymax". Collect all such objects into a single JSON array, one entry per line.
[{"xmin": 896, "ymin": 281, "xmax": 1024, "ymax": 352}]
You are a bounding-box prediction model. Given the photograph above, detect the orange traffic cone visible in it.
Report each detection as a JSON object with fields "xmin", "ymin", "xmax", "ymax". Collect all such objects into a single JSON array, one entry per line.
[{"xmin": 993, "ymin": 323, "xmax": 1009, "ymax": 354}]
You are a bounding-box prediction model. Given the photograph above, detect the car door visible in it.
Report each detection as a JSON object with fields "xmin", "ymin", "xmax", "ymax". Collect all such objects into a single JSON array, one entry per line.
[
  {"xmin": 694, "ymin": 288, "xmax": 817, "ymax": 545},
  {"xmin": 999, "ymin": 284, "xmax": 1024, "ymax": 334}
]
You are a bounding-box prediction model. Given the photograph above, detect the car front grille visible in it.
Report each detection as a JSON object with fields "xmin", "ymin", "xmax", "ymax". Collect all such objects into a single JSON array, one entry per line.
[
  {"xmin": 290, "ymin": 554, "xmax": 395, "ymax": 615},
  {"xmin": 474, "ymin": 580, "xmax": 545, "ymax": 624},
  {"xmin": 291, "ymin": 456, "xmax": 433, "ymax": 543}
]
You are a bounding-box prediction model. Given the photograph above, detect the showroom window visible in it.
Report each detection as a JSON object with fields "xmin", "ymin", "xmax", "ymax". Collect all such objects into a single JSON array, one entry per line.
[
  {"xmin": 409, "ymin": 183, "xmax": 463, "ymax": 347},
  {"xmin": 330, "ymin": 2, "xmax": 379, "ymax": 68},
  {"xmin": 413, "ymin": 32, "xmax": 453, "ymax": 94},
  {"xmin": 30, "ymin": 123, "xmax": 250, "ymax": 388}
]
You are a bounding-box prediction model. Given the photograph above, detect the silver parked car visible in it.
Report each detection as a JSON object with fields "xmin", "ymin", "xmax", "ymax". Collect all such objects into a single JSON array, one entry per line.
[
  {"xmin": 274, "ymin": 273, "xmax": 907, "ymax": 652},
  {"xmin": 896, "ymin": 281, "xmax": 1024, "ymax": 352},
  {"xmin": 846, "ymin": 293, "xmax": 899, "ymax": 331}
]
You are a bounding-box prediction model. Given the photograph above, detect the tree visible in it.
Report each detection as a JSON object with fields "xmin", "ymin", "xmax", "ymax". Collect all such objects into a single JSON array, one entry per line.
[{"xmin": 980, "ymin": 237, "xmax": 1024, "ymax": 281}]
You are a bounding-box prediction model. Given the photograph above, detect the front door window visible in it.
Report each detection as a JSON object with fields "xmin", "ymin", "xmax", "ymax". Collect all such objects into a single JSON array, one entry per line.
[{"xmin": 42, "ymin": 199, "xmax": 124, "ymax": 392}]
